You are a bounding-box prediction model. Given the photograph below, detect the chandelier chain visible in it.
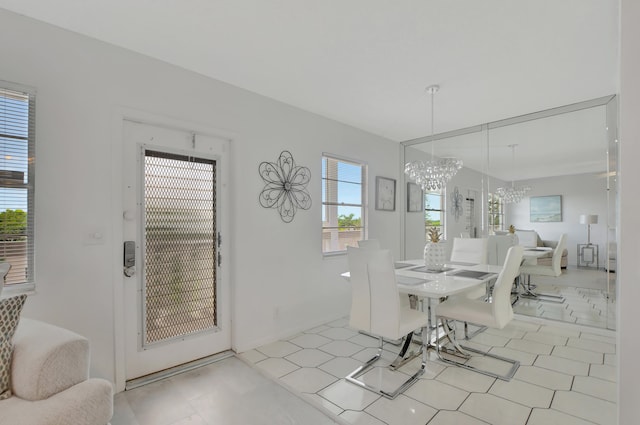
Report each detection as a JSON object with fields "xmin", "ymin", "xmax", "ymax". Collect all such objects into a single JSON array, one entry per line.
[
  {"xmin": 404, "ymin": 85, "xmax": 462, "ymax": 192},
  {"xmin": 496, "ymin": 144, "xmax": 531, "ymax": 203}
]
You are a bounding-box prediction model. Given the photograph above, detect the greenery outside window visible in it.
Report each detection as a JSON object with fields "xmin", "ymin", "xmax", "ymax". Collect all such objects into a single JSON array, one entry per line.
[
  {"xmin": 322, "ymin": 154, "xmax": 367, "ymax": 254},
  {"xmin": 488, "ymin": 192, "xmax": 504, "ymax": 233},
  {"xmin": 0, "ymin": 82, "xmax": 35, "ymax": 290},
  {"xmin": 425, "ymin": 191, "xmax": 444, "ymax": 240}
]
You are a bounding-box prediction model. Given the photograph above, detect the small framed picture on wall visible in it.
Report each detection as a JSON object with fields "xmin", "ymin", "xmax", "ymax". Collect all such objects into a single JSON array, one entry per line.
[
  {"xmin": 375, "ymin": 176, "xmax": 396, "ymax": 211},
  {"xmin": 407, "ymin": 182, "xmax": 423, "ymax": 212}
]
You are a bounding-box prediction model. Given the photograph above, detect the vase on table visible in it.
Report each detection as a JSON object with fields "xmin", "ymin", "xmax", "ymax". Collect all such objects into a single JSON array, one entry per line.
[{"xmin": 424, "ymin": 241, "xmax": 447, "ymax": 271}]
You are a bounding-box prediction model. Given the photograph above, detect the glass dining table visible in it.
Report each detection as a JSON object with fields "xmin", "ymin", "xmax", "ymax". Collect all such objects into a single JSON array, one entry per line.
[
  {"xmin": 341, "ymin": 259, "xmax": 503, "ymax": 358},
  {"xmin": 342, "ymin": 259, "xmax": 501, "ymax": 303},
  {"xmin": 391, "ymin": 260, "xmax": 502, "ymax": 299}
]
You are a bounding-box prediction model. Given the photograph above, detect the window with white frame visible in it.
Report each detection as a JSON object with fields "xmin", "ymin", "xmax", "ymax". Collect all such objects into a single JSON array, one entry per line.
[
  {"xmin": 0, "ymin": 82, "xmax": 35, "ymax": 289},
  {"xmin": 488, "ymin": 192, "xmax": 504, "ymax": 233},
  {"xmin": 425, "ymin": 191, "xmax": 444, "ymax": 240},
  {"xmin": 322, "ymin": 155, "xmax": 367, "ymax": 254}
]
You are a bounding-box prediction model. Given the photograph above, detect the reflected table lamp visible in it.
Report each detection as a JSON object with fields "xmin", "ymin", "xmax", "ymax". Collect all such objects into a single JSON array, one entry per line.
[
  {"xmin": 578, "ymin": 214, "xmax": 598, "ymax": 268},
  {"xmin": 579, "ymin": 214, "xmax": 598, "ymax": 244}
]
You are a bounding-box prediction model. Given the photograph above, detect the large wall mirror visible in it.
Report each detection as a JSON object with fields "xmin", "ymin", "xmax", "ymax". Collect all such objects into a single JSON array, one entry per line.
[{"xmin": 401, "ymin": 96, "xmax": 618, "ymax": 330}]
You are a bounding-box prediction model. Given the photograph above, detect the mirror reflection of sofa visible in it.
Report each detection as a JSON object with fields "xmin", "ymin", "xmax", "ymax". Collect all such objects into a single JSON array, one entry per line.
[{"xmin": 496, "ymin": 230, "xmax": 568, "ymax": 269}]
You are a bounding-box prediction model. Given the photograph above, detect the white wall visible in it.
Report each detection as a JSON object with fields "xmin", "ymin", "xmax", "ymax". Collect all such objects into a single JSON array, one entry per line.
[
  {"xmin": 403, "ymin": 146, "xmax": 429, "ymax": 259},
  {"xmin": 506, "ymin": 173, "xmax": 608, "ymax": 266},
  {"xmin": 0, "ymin": 9, "xmax": 402, "ymax": 389},
  {"xmin": 618, "ymin": 0, "xmax": 640, "ymax": 422}
]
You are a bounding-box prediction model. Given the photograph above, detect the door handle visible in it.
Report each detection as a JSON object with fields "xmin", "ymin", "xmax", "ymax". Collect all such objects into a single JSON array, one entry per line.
[{"xmin": 124, "ymin": 241, "xmax": 136, "ymax": 277}]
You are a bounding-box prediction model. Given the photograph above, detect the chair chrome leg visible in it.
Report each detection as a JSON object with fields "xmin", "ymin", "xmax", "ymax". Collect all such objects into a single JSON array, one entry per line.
[
  {"xmin": 435, "ymin": 318, "xmax": 520, "ymax": 381},
  {"xmin": 389, "ymin": 331, "xmax": 423, "ymax": 369},
  {"xmin": 346, "ymin": 332, "xmax": 426, "ymax": 399},
  {"xmin": 436, "ymin": 320, "xmax": 470, "ymax": 361},
  {"xmin": 463, "ymin": 321, "xmax": 487, "ymax": 340},
  {"xmin": 357, "ymin": 331, "xmax": 403, "ymax": 346},
  {"xmin": 518, "ymin": 274, "xmax": 565, "ymax": 303},
  {"xmin": 461, "ymin": 281, "xmax": 491, "ymax": 340}
]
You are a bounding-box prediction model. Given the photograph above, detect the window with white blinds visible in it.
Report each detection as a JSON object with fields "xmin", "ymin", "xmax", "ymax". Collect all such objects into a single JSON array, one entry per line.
[
  {"xmin": 488, "ymin": 192, "xmax": 505, "ymax": 233},
  {"xmin": 425, "ymin": 191, "xmax": 444, "ymax": 240},
  {"xmin": 322, "ymin": 154, "xmax": 367, "ymax": 254},
  {"xmin": 0, "ymin": 83, "xmax": 35, "ymax": 288}
]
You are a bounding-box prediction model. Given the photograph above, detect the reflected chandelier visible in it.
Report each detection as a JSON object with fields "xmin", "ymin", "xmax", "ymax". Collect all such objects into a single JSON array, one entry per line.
[
  {"xmin": 495, "ymin": 144, "xmax": 531, "ymax": 203},
  {"xmin": 405, "ymin": 85, "xmax": 462, "ymax": 192}
]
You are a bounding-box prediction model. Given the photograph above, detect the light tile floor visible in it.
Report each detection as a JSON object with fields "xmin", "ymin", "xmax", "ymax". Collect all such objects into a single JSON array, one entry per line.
[
  {"xmin": 111, "ymin": 267, "xmax": 617, "ymax": 425},
  {"xmin": 512, "ymin": 267, "xmax": 616, "ymax": 330},
  {"xmin": 242, "ymin": 316, "xmax": 617, "ymax": 425},
  {"xmin": 112, "ymin": 315, "xmax": 616, "ymax": 425},
  {"xmin": 111, "ymin": 355, "xmax": 341, "ymax": 425}
]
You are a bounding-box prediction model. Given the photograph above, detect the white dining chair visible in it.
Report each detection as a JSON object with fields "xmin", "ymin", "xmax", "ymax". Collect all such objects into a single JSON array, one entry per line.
[
  {"xmin": 357, "ymin": 238, "xmax": 414, "ymax": 309},
  {"xmin": 487, "ymin": 234, "xmax": 522, "ymax": 306},
  {"xmin": 486, "ymin": 235, "xmax": 517, "ymax": 266},
  {"xmin": 357, "ymin": 239, "xmax": 381, "ymax": 249},
  {"xmin": 448, "ymin": 237, "xmax": 490, "ymax": 338},
  {"xmin": 346, "ymin": 246, "xmax": 428, "ymax": 399},
  {"xmin": 450, "ymin": 237, "xmax": 488, "ymax": 264},
  {"xmin": 519, "ymin": 233, "xmax": 567, "ymax": 302},
  {"xmin": 434, "ymin": 245, "xmax": 524, "ymax": 381},
  {"xmin": 449, "ymin": 237, "xmax": 489, "ymax": 300},
  {"xmin": 452, "ymin": 234, "xmax": 517, "ymax": 338}
]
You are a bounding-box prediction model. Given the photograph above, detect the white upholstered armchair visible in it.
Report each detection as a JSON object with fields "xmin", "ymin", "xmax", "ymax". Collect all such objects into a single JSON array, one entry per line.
[{"xmin": 0, "ymin": 318, "xmax": 113, "ymax": 425}]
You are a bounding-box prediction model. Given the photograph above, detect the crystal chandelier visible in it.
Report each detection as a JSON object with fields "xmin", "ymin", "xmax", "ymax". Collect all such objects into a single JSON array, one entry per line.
[
  {"xmin": 405, "ymin": 85, "xmax": 462, "ymax": 192},
  {"xmin": 495, "ymin": 144, "xmax": 531, "ymax": 203}
]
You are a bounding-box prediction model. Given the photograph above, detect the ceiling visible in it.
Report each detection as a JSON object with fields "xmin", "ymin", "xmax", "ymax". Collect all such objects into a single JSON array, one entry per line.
[
  {"xmin": 409, "ymin": 102, "xmax": 612, "ymax": 182},
  {"xmin": 0, "ymin": 0, "xmax": 619, "ymax": 178}
]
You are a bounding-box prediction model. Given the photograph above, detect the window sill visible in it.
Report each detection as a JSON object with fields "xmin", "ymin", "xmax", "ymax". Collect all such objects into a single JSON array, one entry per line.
[
  {"xmin": 1, "ymin": 283, "xmax": 35, "ymax": 299},
  {"xmin": 323, "ymin": 251, "xmax": 347, "ymax": 258}
]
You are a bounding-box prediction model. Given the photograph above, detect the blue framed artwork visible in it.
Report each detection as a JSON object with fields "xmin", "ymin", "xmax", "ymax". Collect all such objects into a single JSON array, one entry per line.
[{"xmin": 530, "ymin": 195, "xmax": 562, "ymax": 222}]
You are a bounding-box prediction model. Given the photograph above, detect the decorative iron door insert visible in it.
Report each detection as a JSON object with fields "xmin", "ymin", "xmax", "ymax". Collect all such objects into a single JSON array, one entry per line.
[{"xmin": 143, "ymin": 149, "xmax": 217, "ymax": 346}]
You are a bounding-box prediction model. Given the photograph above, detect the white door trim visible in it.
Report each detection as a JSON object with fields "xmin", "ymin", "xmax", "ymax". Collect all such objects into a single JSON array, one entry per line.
[{"xmin": 111, "ymin": 107, "xmax": 235, "ymax": 392}]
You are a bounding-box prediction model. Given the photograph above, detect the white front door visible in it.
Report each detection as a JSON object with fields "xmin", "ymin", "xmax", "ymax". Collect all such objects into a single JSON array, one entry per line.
[{"xmin": 122, "ymin": 120, "xmax": 230, "ymax": 380}]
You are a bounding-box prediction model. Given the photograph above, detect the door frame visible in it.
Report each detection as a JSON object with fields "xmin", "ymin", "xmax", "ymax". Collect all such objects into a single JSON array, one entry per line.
[{"xmin": 111, "ymin": 108, "xmax": 236, "ymax": 392}]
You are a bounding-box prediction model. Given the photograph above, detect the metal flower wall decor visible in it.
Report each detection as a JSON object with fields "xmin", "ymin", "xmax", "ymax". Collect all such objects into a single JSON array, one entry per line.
[
  {"xmin": 451, "ymin": 186, "xmax": 464, "ymax": 222},
  {"xmin": 259, "ymin": 150, "xmax": 312, "ymax": 223}
]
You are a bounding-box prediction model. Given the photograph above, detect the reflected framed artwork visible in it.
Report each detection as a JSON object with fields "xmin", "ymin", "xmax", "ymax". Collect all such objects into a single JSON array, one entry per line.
[
  {"xmin": 375, "ymin": 176, "xmax": 396, "ymax": 211},
  {"xmin": 530, "ymin": 195, "xmax": 562, "ymax": 222},
  {"xmin": 407, "ymin": 182, "xmax": 423, "ymax": 212}
]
